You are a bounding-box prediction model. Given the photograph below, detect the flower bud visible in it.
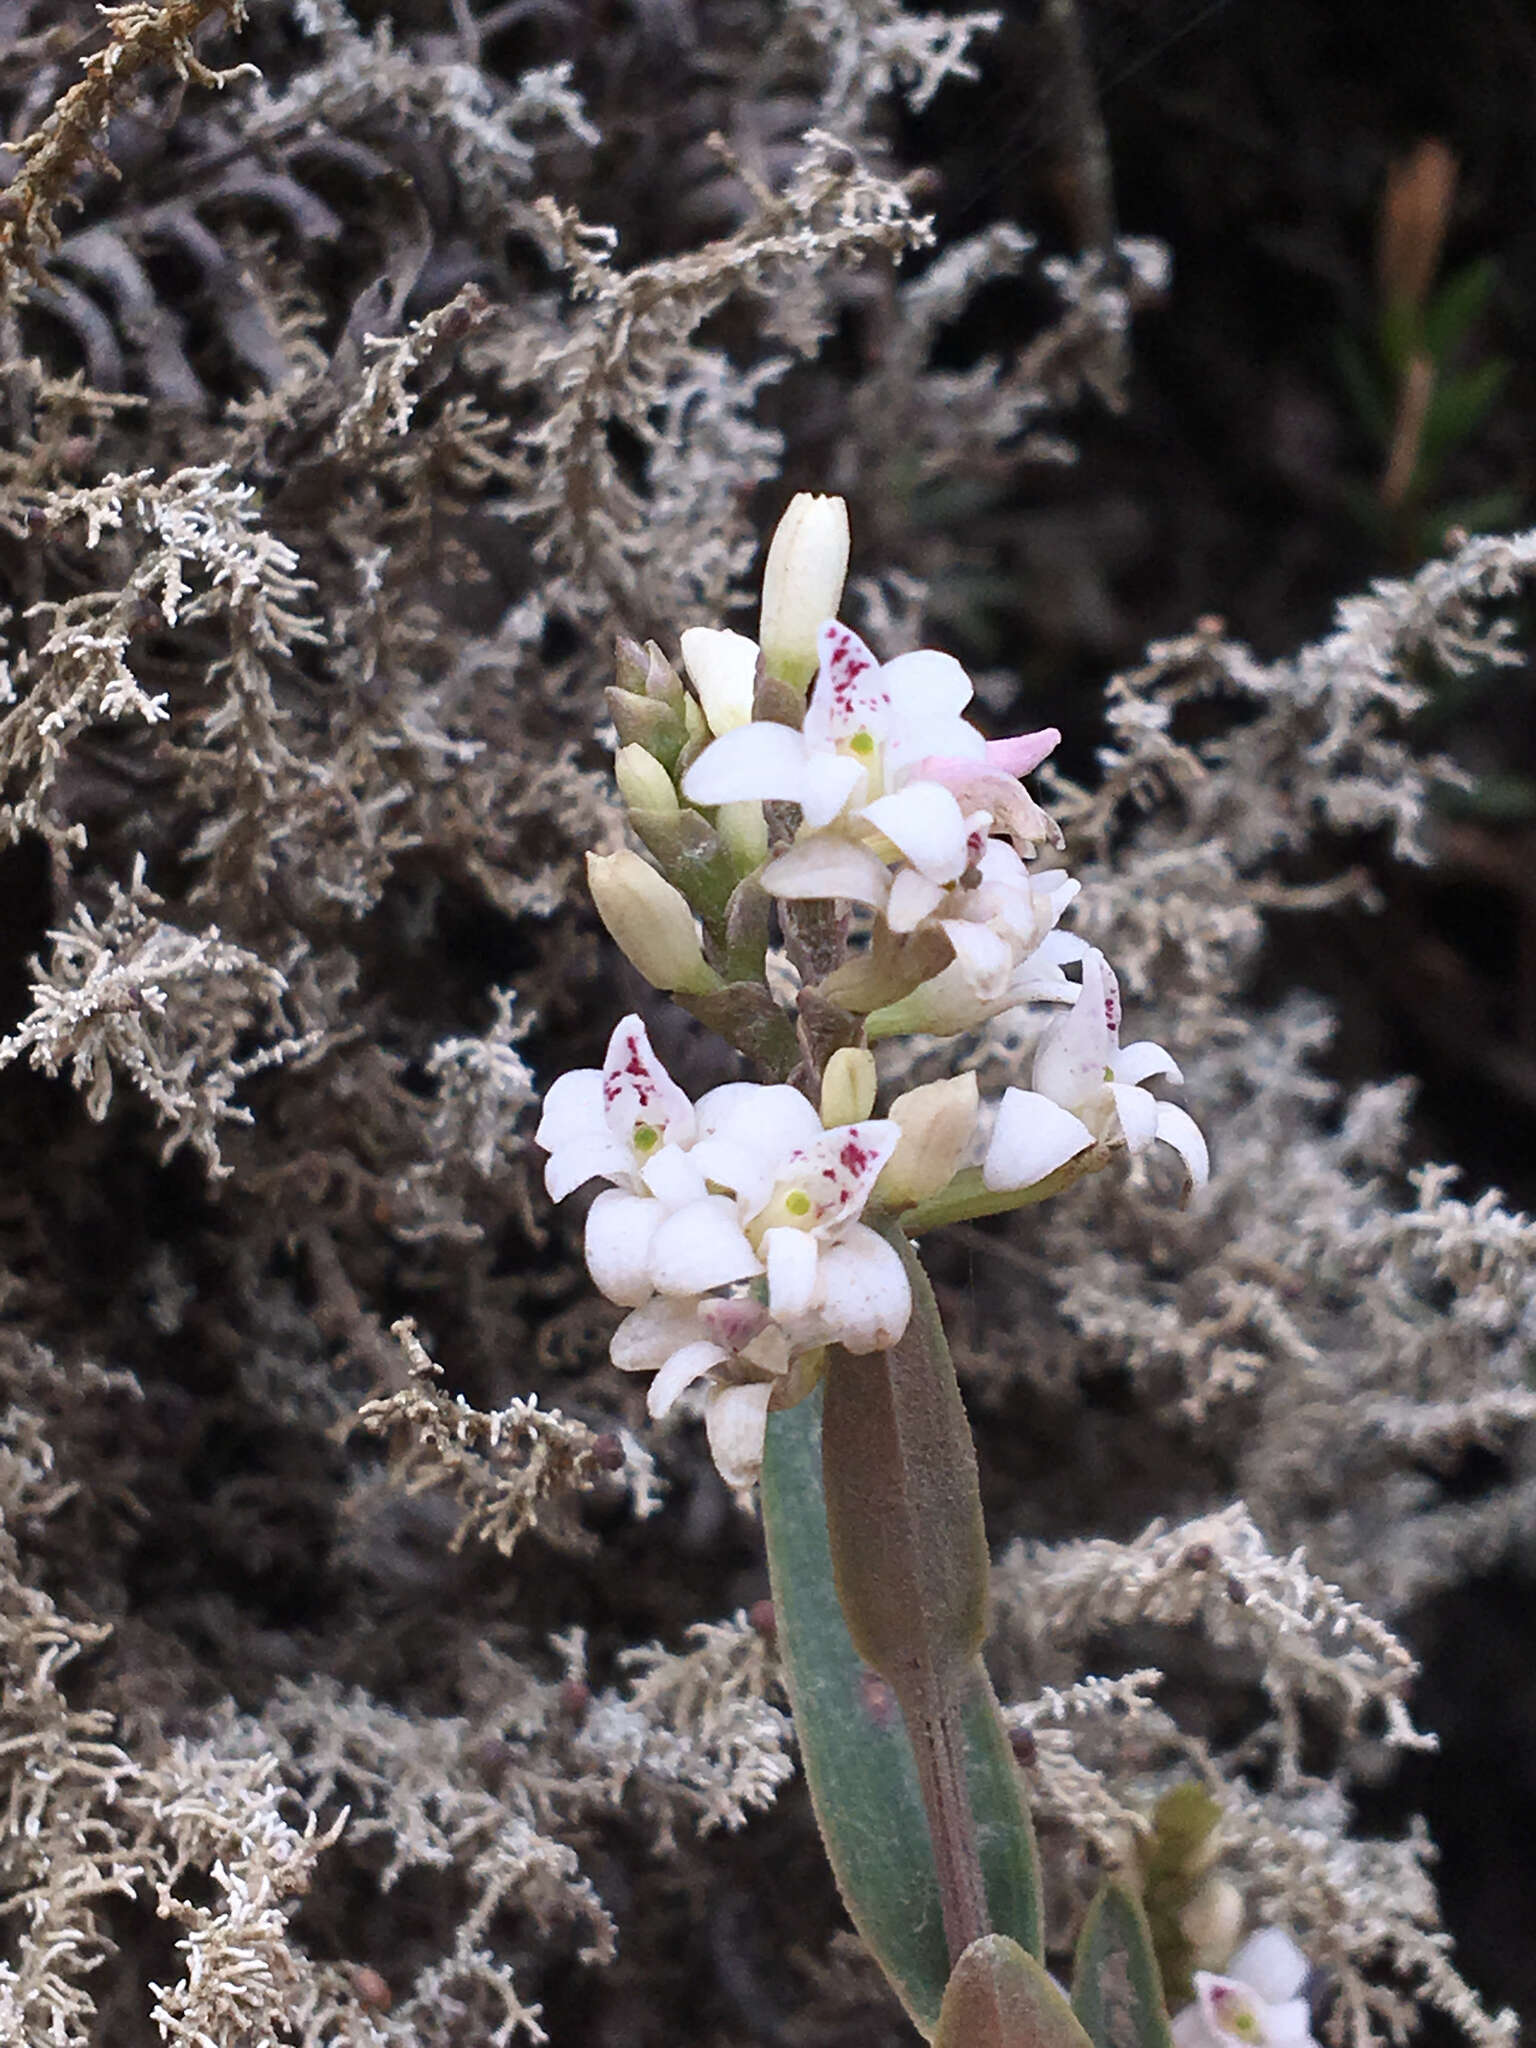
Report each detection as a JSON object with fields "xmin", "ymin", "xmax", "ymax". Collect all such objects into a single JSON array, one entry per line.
[
  {"xmin": 759, "ymin": 492, "xmax": 850, "ymax": 692},
  {"xmin": 586, "ymin": 850, "xmax": 720, "ymax": 995},
  {"xmin": 605, "ymin": 685, "xmax": 685, "ymax": 770},
  {"xmin": 1179, "ymin": 1875, "xmax": 1245, "ymax": 1972},
  {"xmin": 820, "ymin": 1047, "xmax": 878, "ymax": 1128},
  {"xmin": 615, "ymin": 743, "xmax": 678, "ymax": 815},
  {"xmin": 716, "ymin": 799, "xmax": 768, "ymax": 873},
  {"xmin": 680, "ymin": 626, "xmax": 758, "ymax": 736},
  {"xmin": 876, "ymin": 1073, "xmax": 980, "ymax": 1207},
  {"xmin": 614, "ymin": 636, "xmax": 684, "ymax": 708}
]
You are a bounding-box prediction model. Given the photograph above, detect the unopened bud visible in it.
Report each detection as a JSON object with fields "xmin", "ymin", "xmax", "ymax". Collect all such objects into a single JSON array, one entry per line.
[
  {"xmin": 615, "ymin": 635, "xmax": 684, "ymax": 708},
  {"xmin": 605, "ymin": 685, "xmax": 685, "ymax": 769},
  {"xmin": 820, "ymin": 1046, "xmax": 878, "ymax": 1128},
  {"xmin": 586, "ymin": 850, "xmax": 721, "ymax": 996},
  {"xmin": 759, "ymin": 493, "xmax": 850, "ymax": 692},
  {"xmin": 615, "ymin": 743, "xmax": 677, "ymax": 815},
  {"xmin": 680, "ymin": 626, "xmax": 759, "ymax": 736},
  {"xmin": 877, "ymin": 1073, "xmax": 980, "ymax": 1207},
  {"xmin": 716, "ymin": 799, "xmax": 768, "ymax": 873},
  {"xmin": 1179, "ymin": 1875, "xmax": 1245, "ymax": 1971}
]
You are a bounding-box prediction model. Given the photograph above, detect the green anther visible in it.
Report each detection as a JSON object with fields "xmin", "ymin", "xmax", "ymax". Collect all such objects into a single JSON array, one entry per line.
[
  {"xmin": 849, "ymin": 730, "xmax": 876, "ymax": 757},
  {"xmin": 786, "ymin": 1189, "xmax": 813, "ymax": 1216},
  {"xmin": 633, "ymin": 1123, "xmax": 661, "ymax": 1153}
]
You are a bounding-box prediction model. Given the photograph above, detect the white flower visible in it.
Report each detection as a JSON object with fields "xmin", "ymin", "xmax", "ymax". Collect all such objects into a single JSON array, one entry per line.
[
  {"xmin": 758, "ymin": 492, "xmax": 851, "ymax": 691},
  {"xmin": 1171, "ymin": 1930, "xmax": 1318, "ymax": 2048},
  {"xmin": 534, "ymin": 1015, "xmax": 913, "ymax": 1484},
  {"xmin": 683, "ymin": 621, "xmax": 1061, "ymax": 899},
  {"xmin": 982, "ymin": 949, "xmax": 1209, "ymax": 1192}
]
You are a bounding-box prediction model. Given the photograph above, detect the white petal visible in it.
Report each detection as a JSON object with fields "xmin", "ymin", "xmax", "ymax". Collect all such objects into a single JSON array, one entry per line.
[
  {"xmin": 704, "ymin": 1380, "xmax": 775, "ymax": 1488},
  {"xmin": 939, "ymin": 918, "xmax": 1015, "ymax": 1001},
  {"xmin": 601, "ymin": 1015, "xmax": 695, "ymax": 1149},
  {"xmin": 886, "ymin": 865, "xmax": 947, "ymax": 933},
  {"xmin": 879, "ymin": 648, "xmax": 975, "ymax": 720},
  {"xmin": 812, "ymin": 1225, "xmax": 912, "ymax": 1352},
  {"xmin": 545, "ymin": 1128, "xmax": 632, "ymax": 1202},
  {"xmin": 1032, "ymin": 954, "xmax": 1116, "ymax": 1109},
  {"xmin": 1262, "ymin": 2002, "xmax": 1315, "ymax": 2048},
  {"xmin": 534, "ymin": 1066, "xmax": 605, "ymax": 1154},
  {"xmin": 1230, "ymin": 1931, "xmax": 1310, "ymax": 2006},
  {"xmin": 859, "ymin": 781, "xmax": 970, "ymax": 881},
  {"xmin": 1110, "ymin": 1081, "xmax": 1160, "ymax": 1154},
  {"xmin": 764, "ymin": 1226, "xmax": 819, "ymax": 1317},
  {"xmin": 647, "ymin": 1196, "xmax": 762, "ymax": 1294},
  {"xmin": 779, "ymin": 1120, "xmax": 901, "ymax": 1228},
  {"xmin": 640, "ymin": 1143, "xmax": 709, "ymax": 1207},
  {"xmin": 1115, "ymin": 1039, "xmax": 1183, "ymax": 1086},
  {"xmin": 612, "ymin": 1297, "xmax": 705, "ymax": 1373},
  {"xmin": 762, "ymin": 833, "xmax": 892, "ymax": 905},
  {"xmin": 1155, "ymin": 1103, "xmax": 1210, "ymax": 1189},
  {"xmin": 584, "ymin": 1188, "xmax": 662, "ymax": 1307},
  {"xmin": 886, "ymin": 714, "xmax": 986, "ymax": 778},
  {"xmin": 682, "ymin": 722, "xmax": 811, "ymax": 806},
  {"xmin": 798, "ymin": 750, "xmax": 868, "ymax": 830},
  {"xmin": 804, "ymin": 622, "xmax": 888, "ymax": 747},
  {"xmin": 697, "ymin": 1081, "xmax": 824, "ymax": 1150},
  {"xmin": 648, "ymin": 1338, "xmax": 730, "ymax": 1417},
  {"xmin": 680, "ymin": 626, "xmax": 758, "ymax": 735},
  {"xmin": 983, "ymin": 1090, "xmax": 1095, "ymax": 1191},
  {"xmin": 1171, "ymin": 2005, "xmax": 1221, "ymax": 2048}
]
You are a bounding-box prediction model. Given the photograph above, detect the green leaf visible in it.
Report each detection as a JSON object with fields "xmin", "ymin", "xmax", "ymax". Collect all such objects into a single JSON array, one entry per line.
[
  {"xmin": 761, "ymin": 1387, "xmax": 1042, "ymax": 2037},
  {"xmin": 937, "ymin": 1936, "xmax": 1095, "ymax": 2048},
  {"xmin": 1333, "ymin": 332, "xmax": 1391, "ymax": 446},
  {"xmin": 1073, "ymin": 1885, "xmax": 1176, "ymax": 2048},
  {"xmin": 1421, "ymin": 257, "xmax": 1496, "ymax": 361},
  {"xmin": 1419, "ymin": 357, "xmax": 1509, "ymax": 476}
]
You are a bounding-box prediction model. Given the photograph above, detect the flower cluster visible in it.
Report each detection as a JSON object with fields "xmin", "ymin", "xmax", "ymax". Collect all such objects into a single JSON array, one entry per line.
[
  {"xmin": 537, "ymin": 1016, "xmax": 911, "ymax": 1485},
  {"xmin": 533, "ymin": 493, "xmax": 1208, "ymax": 1482},
  {"xmin": 1171, "ymin": 1930, "xmax": 1320, "ymax": 2048}
]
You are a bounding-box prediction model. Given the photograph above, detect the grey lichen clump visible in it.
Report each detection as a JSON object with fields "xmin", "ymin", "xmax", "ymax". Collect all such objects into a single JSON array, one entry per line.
[{"xmin": 0, "ymin": 2, "xmax": 1530, "ymax": 2045}]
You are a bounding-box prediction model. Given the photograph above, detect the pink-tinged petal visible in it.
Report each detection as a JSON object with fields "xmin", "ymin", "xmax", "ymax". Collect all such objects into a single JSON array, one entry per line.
[
  {"xmin": 697, "ymin": 1294, "xmax": 772, "ymax": 1351},
  {"xmin": 584, "ymin": 1188, "xmax": 663, "ymax": 1307},
  {"xmin": 859, "ymin": 781, "xmax": 970, "ymax": 881},
  {"xmin": 798, "ymin": 749, "xmax": 869, "ymax": 829},
  {"xmin": 764, "ymin": 1226, "xmax": 819, "ymax": 1317},
  {"xmin": 1110, "ymin": 1081, "xmax": 1160, "ymax": 1153},
  {"xmin": 804, "ymin": 622, "xmax": 889, "ymax": 746},
  {"xmin": 611, "ymin": 1296, "xmax": 706, "ymax": 1373},
  {"xmin": 647, "ymin": 1195, "xmax": 762, "ymax": 1294},
  {"xmin": 704, "ymin": 1379, "xmax": 776, "ymax": 1487},
  {"xmin": 1033, "ymin": 953, "xmax": 1117, "ymax": 1109},
  {"xmin": 810, "ymin": 1224, "xmax": 912, "ymax": 1352},
  {"xmin": 915, "ymin": 760, "xmax": 1061, "ymax": 851},
  {"xmin": 780, "ymin": 1120, "xmax": 901, "ymax": 1228},
  {"xmin": 886, "ymin": 865, "xmax": 947, "ymax": 934},
  {"xmin": 985, "ymin": 726, "xmax": 1060, "ymax": 776},
  {"xmin": 1115, "ymin": 1039, "xmax": 1183, "ymax": 1086},
  {"xmin": 1197, "ymin": 1978, "xmax": 1270, "ymax": 2048},
  {"xmin": 682, "ymin": 722, "xmax": 811, "ymax": 806},
  {"xmin": 761, "ymin": 834, "xmax": 892, "ymax": 905},
  {"xmin": 1230, "ymin": 1933, "xmax": 1310, "ymax": 2006},
  {"xmin": 939, "ymin": 918, "xmax": 1015, "ymax": 1002},
  {"xmin": 640, "ymin": 1143, "xmax": 709, "ymax": 1207},
  {"xmin": 1154, "ymin": 1103, "xmax": 1209, "ymax": 1189},
  {"xmin": 887, "ymin": 717, "xmax": 987, "ymax": 777},
  {"xmin": 679, "ymin": 626, "xmax": 758, "ymax": 736},
  {"xmin": 601, "ymin": 1015, "xmax": 695, "ymax": 1149},
  {"xmin": 982, "ymin": 1090, "xmax": 1095, "ymax": 1191},
  {"xmin": 879, "ymin": 648, "xmax": 975, "ymax": 720},
  {"xmin": 647, "ymin": 1338, "xmax": 730, "ymax": 1418}
]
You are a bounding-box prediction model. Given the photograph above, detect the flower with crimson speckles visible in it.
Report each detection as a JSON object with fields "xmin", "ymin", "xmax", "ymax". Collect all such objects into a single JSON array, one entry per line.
[{"xmin": 535, "ymin": 1015, "xmax": 911, "ymax": 1485}]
